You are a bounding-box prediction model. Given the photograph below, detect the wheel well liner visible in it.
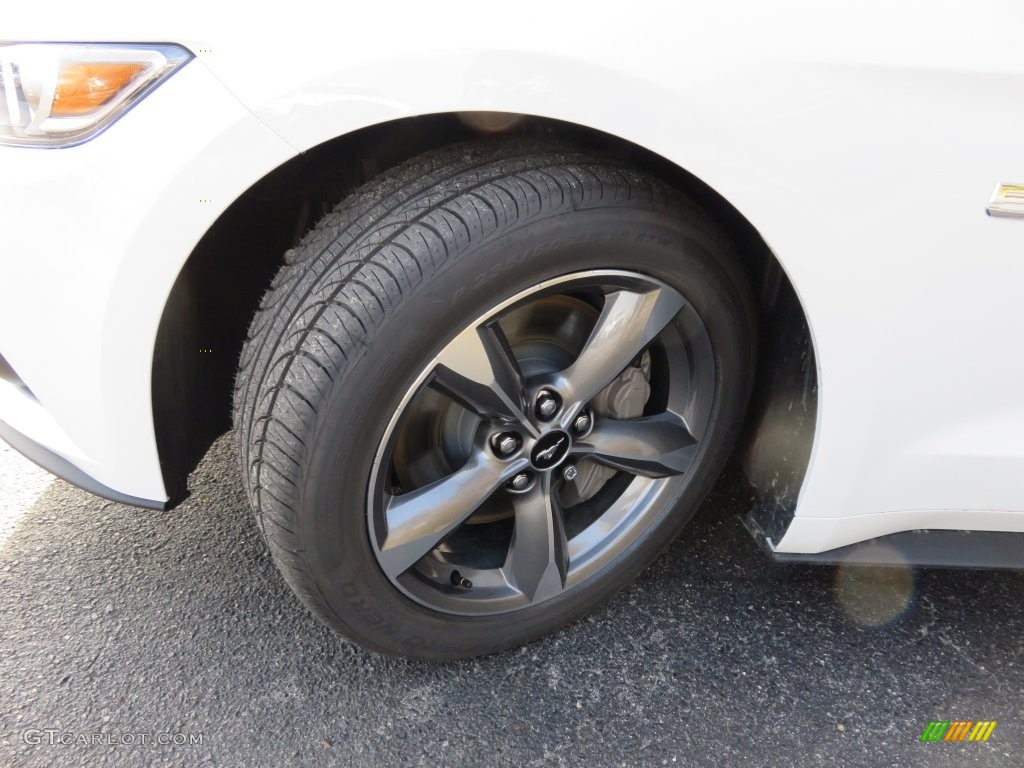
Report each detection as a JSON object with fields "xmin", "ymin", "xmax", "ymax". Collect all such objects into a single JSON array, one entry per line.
[{"xmin": 151, "ymin": 112, "xmax": 816, "ymax": 525}]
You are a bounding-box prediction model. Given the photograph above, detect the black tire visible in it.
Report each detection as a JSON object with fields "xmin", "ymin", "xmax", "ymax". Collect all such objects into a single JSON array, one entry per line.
[{"xmin": 234, "ymin": 138, "xmax": 755, "ymax": 659}]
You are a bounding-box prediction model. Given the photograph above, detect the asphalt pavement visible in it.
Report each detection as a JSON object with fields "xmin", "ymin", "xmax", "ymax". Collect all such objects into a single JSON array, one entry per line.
[{"xmin": 0, "ymin": 435, "xmax": 1021, "ymax": 767}]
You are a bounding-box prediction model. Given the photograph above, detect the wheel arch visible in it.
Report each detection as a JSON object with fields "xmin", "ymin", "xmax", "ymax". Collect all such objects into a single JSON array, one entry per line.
[{"xmin": 152, "ymin": 112, "xmax": 817, "ymax": 536}]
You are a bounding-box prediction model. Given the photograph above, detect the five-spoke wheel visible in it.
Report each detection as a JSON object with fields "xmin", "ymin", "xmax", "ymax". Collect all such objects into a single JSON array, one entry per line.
[
  {"xmin": 368, "ymin": 271, "xmax": 714, "ymax": 615},
  {"xmin": 235, "ymin": 140, "xmax": 754, "ymax": 658}
]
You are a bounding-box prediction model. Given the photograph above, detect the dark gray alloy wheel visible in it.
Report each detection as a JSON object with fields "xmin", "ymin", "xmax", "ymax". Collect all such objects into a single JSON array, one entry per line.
[
  {"xmin": 234, "ymin": 138, "xmax": 755, "ymax": 659},
  {"xmin": 368, "ymin": 270, "xmax": 715, "ymax": 615}
]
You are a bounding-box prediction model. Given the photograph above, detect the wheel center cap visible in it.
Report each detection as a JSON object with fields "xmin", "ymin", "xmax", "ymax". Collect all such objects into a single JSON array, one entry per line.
[{"xmin": 531, "ymin": 430, "xmax": 572, "ymax": 471}]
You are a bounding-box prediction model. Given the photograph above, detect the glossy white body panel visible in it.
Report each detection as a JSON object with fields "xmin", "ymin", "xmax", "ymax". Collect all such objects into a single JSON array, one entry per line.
[
  {"xmin": 0, "ymin": 58, "xmax": 295, "ymax": 499},
  {"xmin": 2, "ymin": 1, "xmax": 1023, "ymax": 549}
]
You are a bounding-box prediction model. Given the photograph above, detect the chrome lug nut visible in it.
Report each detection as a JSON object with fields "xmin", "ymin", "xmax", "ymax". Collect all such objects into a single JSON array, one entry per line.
[
  {"xmin": 506, "ymin": 472, "xmax": 533, "ymax": 492},
  {"xmin": 491, "ymin": 432, "xmax": 521, "ymax": 458},
  {"xmin": 535, "ymin": 390, "xmax": 561, "ymax": 420},
  {"xmin": 562, "ymin": 464, "xmax": 578, "ymax": 482},
  {"xmin": 572, "ymin": 411, "xmax": 592, "ymax": 436}
]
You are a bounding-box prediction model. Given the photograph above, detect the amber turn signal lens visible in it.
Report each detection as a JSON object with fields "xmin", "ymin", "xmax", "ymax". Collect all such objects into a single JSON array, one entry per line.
[
  {"xmin": 51, "ymin": 62, "xmax": 148, "ymax": 116},
  {"xmin": 1, "ymin": 43, "xmax": 191, "ymax": 146}
]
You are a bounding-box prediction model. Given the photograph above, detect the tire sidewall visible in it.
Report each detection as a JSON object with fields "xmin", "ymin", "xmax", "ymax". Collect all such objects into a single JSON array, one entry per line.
[{"xmin": 298, "ymin": 205, "xmax": 752, "ymax": 658}]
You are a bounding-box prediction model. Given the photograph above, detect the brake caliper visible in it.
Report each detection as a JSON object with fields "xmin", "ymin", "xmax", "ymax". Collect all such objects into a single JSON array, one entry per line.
[{"xmin": 561, "ymin": 352, "xmax": 652, "ymax": 505}]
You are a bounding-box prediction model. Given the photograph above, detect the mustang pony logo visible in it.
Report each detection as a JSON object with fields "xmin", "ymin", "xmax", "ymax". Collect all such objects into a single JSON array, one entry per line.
[{"xmin": 535, "ymin": 437, "xmax": 566, "ymax": 462}]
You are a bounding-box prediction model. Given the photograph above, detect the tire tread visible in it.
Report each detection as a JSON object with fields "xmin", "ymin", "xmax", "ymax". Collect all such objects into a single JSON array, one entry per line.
[{"xmin": 233, "ymin": 138, "xmax": 751, "ymax": 654}]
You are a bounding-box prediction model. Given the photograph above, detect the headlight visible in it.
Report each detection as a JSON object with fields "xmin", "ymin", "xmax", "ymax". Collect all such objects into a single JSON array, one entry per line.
[{"xmin": 0, "ymin": 43, "xmax": 192, "ymax": 148}]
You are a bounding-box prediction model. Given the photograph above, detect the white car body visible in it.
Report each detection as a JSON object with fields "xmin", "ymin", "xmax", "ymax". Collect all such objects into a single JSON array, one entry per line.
[{"xmin": 2, "ymin": 1, "xmax": 1023, "ymax": 556}]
